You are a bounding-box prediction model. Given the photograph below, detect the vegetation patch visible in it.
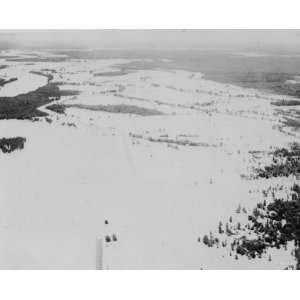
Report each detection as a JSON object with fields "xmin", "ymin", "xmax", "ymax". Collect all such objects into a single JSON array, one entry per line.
[
  {"xmin": 271, "ymin": 99, "xmax": 300, "ymax": 106},
  {"xmin": 56, "ymin": 88, "xmax": 80, "ymax": 97},
  {"xmin": 205, "ymin": 71, "xmax": 300, "ymax": 98},
  {"xmin": 30, "ymin": 70, "xmax": 54, "ymax": 82},
  {"xmin": 130, "ymin": 133, "xmax": 217, "ymax": 148},
  {"xmin": 0, "ymin": 137, "xmax": 26, "ymax": 153},
  {"xmin": 6, "ymin": 57, "xmax": 67, "ymax": 63},
  {"xmin": 46, "ymin": 104, "xmax": 66, "ymax": 114},
  {"xmin": 282, "ymin": 117, "xmax": 300, "ymax": 130},
  {"xmin": 0, "ymin": 82, "xmax": 80, "ymax": 120},
  {"xmin": 0, "ymin": 83, "xmax": 60, "ymax": 119},
  {"xmin": 93, "ymin": 70, "xmax": 129, "ymax": 77},
  {"xmin": 147, "ymin": 136, "xmax": 215, "ymax": 147},
  {"xmin": 0, "ymin": 56, "xmax": 19, "ymax": 59},
  {"xmin": 62, "ymin": 103, "xmax": 164, "ymax": 116},
  {"xmin": 254, "ymin": 143, "xmax": 300, "ymax": 178},
  {"xmin": 201, "ymin": 143, "xmax": 300, "ymax": 269},
  {"xmin": 201, "ymin": 184, "xmax": 300, "ymax": 269},
  {"xmin": 0, "ymin": 77, "xmax": 18, "ymax": 86}
]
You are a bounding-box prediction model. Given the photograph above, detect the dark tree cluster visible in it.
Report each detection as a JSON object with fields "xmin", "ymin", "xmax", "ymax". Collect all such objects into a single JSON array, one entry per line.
[
  {"xmin": 105, "ymin": 234, "xmax": 118, "ymax": 243},
  {"xmin": 0, "ymin": 83, "xmax": 60, "ymax": 120},
  {"xmin": 202, "ymin": 186, "xmax": 300, "ymax": 268},
  {"xmin": 233, "ymin": 184, "xmax": 300, "ymax": 268},
  {"xmin": 0, "ymin": 83, "xmax": 79, "ymax": 120},
  {"xmin": 201, "ymin": 143, "xmax": 300, "ymax": 269},
  {"xmin": 202, "ymin": 232, "xmax": 220, "ymax": 248},
  {"xmin": 0, "ymin": 137, "xmax": 26, "ymax": 153},
  {"xmin": 67, "ymin": 103, "xmax": 163, "ymax": 116},
  {"xmin": 46, "ymin": 104, "xmax": 66, "ymax": 114},
  {"xmin": 271, "ymin": 99, "xmax": 300, "ymax": 106},
  {"xmin": 255, "ymin": 143, "xmax": 300, "ymax": 178}
]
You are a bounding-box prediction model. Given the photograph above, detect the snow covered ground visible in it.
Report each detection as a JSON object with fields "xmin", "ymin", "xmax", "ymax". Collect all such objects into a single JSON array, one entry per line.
[{"xmin": 0, "ymin": 50, "xmax": 299, "ymax": 269}]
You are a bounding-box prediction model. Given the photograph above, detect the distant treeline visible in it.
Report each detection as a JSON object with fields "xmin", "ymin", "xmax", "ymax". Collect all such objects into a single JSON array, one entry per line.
[
  {"xmin": 46, "ymin": 103, "xmax": 163, "ymax": 116},
  {"xmin": 6, "ymin": 57, "xmax": 67, "ymax": 63},
  {"xmin": 205, "ymin": 71, "xmax": 300, "ymax": 99}
]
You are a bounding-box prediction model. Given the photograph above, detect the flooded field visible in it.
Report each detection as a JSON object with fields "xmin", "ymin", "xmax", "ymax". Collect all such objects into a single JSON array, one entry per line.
[{"xmin": 1, "ymin": 48, "xmax": 300, "ymax": 269}]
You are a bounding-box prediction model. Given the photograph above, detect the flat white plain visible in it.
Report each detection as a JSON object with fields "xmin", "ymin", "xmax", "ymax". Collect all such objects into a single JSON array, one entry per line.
[{"xmin": 0, "ymin": 50, "xmax": 298, "ymax": 269}]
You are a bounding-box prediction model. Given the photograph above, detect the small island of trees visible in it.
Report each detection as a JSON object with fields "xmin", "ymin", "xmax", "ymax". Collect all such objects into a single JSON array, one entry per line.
[{"xmin": 0, "ymin": 137, "xmax": 26, "ymax": 153}]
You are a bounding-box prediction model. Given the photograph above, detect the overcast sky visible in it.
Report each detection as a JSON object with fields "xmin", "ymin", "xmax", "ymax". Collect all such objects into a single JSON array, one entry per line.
[{"xmin": 1, "ymin": 30, "xmax": 300, "ymax": 51}]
